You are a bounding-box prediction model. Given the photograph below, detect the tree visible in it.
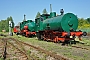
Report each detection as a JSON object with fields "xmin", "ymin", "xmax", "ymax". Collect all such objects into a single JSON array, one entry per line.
[
  {"xmin": 0, "ymin": 20, "xmax": 7, "ymax": 31},
  {"xmin": 35, "ymin": 12, "xmax": 41, "ymax": 19},
  {"xmin": 78, "ymin": 18, "xmax": 90, "ymax": 29},
  {"xmin": 0, "ymin": 16, "xmax": 14, "ymax": 32},
  {"xmin": 42, "ymin": 8, "xmax": 48, "ymax": 14},
  {"xmin": 86, "ymin": 18, "xmax": 90, "ymax": 23}
]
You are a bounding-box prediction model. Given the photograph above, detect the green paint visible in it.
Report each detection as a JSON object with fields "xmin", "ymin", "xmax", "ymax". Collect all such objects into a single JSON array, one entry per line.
[
  {"xmin": 38, "ymin": 13, "xmax": 78, "ymax": 32},
  {"xmin": 25, "ymin": 20, "xmax": 35, "ymax": 32}
]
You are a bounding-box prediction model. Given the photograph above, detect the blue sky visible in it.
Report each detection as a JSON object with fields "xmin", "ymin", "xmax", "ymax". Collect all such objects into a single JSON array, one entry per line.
[{"xmin": 0, "ymin": 0, "xmax": 90, "ymax": 25}]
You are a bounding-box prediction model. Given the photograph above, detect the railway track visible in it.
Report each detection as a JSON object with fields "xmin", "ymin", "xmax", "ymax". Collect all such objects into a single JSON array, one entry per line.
[
  {"xmin": 34, "ymin": 35, "xmax": 90, "ymax": 51},
  {"xmin": 8, "ymin": 37, "xmax": 70, "ymax": 60},
  {"xmin": 0, "ymin": 36, "xmax": 70, "ymax": 60},
  {"xmin": 7, "ymin": 38, "xmax": 36, "ymax": 60},
  {"xmin": 57, "ymin": 41, "xmax": 90, "ymax": 51},
  {"xmin": 0, "ymin": 37, "xmax": 37, "ymax": 60},
  {"xmin": 0, "ymin": 33, "xmax": 90, "ymax": 60},
  {"xmin": 0, "ymin": 39, "xmax": 5, "ymax": 59},
  {"xmin": 35, "ymin": 38, "xmax": 90, "ymax": 51},
  {"xmin": 71, "ymin": 45, "xmax": 89, "ymax": 50},
  {"xmin": 1, "ymin": 38, "xmax": 28, "ymax": 60}
]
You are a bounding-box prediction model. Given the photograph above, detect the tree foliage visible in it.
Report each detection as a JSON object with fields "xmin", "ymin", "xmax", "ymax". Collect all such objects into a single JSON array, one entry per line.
[
  {"xmin": 78, "ymin": 18, "xmax": 90, "ymax": 29},
  {"xmin": 86, "ymin": 18, "xmax": 90, "ymax": 23},
  {"xmin": 35, "ymin": 8, "xmax": 48, "ymax": 19},
  {"xmin": 42, "ymin": 8, "xmax": 48, "ymax": 14},
  {"xmin": 0, "ymin": 16, "xmax": 14, "ymax": 32},
  {"xmin": 35, "ymin": 12, "xmax": 41, "ymax": 19}
]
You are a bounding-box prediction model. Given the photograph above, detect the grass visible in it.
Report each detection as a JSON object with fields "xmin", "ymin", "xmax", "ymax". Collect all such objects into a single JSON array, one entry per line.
[
  {"xmin": 0, "ymin": 33, "xmax": 90, "ymax": 60},
  {"xmin": 10, "ymin": 35, "xmax": 90, "ymax": 60},
  {"xmin": 0, "ymin": 58, "xmax": 3, "ymax": 60},
  {"xmin": 12, "ymin": 36, "xmax": 90, "ymax": 60},
  {"xmin": 0, "ymin": 32, "xmax": 6, "ymax": 34},
  {"xmin": 81, "ymin": 38, "xmax": 90, "ymax": 46}
]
